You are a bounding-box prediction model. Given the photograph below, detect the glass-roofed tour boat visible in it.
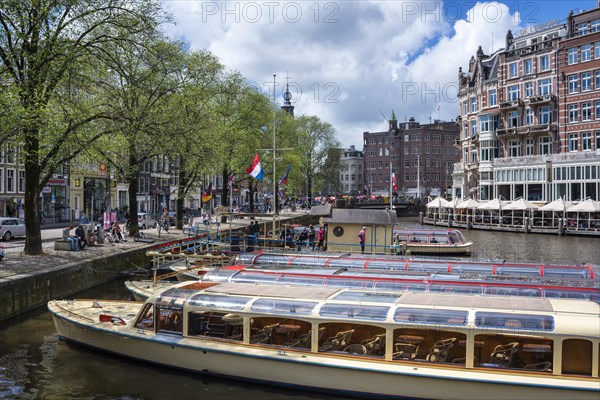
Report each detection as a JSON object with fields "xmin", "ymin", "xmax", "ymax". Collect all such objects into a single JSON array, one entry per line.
[{"xmin": 49, "ymin": 281, "xmax": 600, "ymax": 400}]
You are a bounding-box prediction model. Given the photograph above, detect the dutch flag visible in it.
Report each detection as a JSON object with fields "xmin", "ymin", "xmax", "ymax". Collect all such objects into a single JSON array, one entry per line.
[{"xmin": 246, "ymin": 153, "xmax": 264, "ymax": 180}]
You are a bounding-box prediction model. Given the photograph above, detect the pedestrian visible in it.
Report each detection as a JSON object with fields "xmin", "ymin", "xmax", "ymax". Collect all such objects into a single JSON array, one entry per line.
[
  {"xmin": 75, "ymin": 225, "xmax": 86, "ymax": 250},
  {"xmin": 308, "ymin": 224, "xmax": 316, "ymax": 251},
  {"xmin": 252, "ymin": 220, "xmax": 260, "ymax": 249},
  {"xmin": 0, "ymin": 245, "xmax": 4, "ymax": 262},
  {"xmin": 317, "ymin": 225, "xmax": 325, "ymax": 250},
  {"xmin": 358, "ymin": 226, "xmax": 366, "ymax": 254},
  {"xmin": 62, "ymin": 226, "xmax": 78, "ymax": 251}
]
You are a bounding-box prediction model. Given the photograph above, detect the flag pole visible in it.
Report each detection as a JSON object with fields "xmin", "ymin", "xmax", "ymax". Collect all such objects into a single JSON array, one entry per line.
[{"xmin": 272, "ymin": 74, "xmax": 277, "ymax": 235}]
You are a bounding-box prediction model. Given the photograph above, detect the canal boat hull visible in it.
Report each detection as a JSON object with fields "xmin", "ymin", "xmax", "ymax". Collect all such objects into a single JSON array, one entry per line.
[{"xmin": 49, "ymin": 299, "xmax": 599, "ymax": 400}]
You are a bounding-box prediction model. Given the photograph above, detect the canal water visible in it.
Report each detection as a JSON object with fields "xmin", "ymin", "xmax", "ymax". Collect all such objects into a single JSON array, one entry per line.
[{"xmin": 0, "ymin": 220, "xmax": 598, "ymax": 400}]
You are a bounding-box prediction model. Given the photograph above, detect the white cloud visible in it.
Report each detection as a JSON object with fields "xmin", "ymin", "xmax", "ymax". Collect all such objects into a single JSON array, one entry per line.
[{"xmin": 162, "ymin": 1, "xmax": 522, "ymax": 147}]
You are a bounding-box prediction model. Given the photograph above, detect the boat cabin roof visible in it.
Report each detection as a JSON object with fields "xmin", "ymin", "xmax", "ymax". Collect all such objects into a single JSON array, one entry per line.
[
  {"xmin": 204, "ymin": 282, "xmax": 339, "ymax": 300},
  {"xmin": 398, "ymin": 292, "xmax": 553, "ymax": 312}
]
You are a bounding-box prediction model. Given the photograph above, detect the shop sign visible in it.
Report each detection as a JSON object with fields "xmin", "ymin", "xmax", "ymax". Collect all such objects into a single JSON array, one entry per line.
[{"xmin": 42, "ymin": 186, "xmax": 52, "ymax": 194}]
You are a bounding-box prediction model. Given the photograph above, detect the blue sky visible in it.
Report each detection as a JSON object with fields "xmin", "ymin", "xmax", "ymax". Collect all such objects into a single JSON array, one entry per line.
[{"xmin": 162, "ymin": 1, "xmax": 597, "ymax": 147}]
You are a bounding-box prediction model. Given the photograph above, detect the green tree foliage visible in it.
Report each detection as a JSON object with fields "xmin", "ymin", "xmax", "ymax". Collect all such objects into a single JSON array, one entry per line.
[
  {"xmin": 0, "ymin": 0, "xmax": 165, "ymax": 254},
  {"xmin": 293, "ymin": 115, "xmax": 339, "ymax": 199}
]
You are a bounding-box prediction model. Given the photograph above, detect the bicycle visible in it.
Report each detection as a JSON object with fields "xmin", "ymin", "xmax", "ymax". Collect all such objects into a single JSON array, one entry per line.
[{"xmin": 157, "ymin": 218, "xmax": 169, "ymax": 237}]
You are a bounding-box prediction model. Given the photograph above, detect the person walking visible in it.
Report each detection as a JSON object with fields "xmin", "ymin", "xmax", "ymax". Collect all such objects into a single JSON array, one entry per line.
[
  {"xmin": 317, "ymin": 225, "xmax": 325, "ymax": 250},
  {"xmin": 358, "ymin": 226, "xmax": 366, "ymax": 254},
  {"xmin": 308, "ymin": 224, "xmax": 316, "ymax": 251}
]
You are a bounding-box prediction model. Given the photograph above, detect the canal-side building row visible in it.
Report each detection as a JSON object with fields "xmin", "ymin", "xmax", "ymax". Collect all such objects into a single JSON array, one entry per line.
[
  {"xmin": 362, "ymin": 113, "xmax": 461, "ymax": 199},
  {"xmin": 455, "ymin": 6, "xmax": 600, "ymax": 202}
]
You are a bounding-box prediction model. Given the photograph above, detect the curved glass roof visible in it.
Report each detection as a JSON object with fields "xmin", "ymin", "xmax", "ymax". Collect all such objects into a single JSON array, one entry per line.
[
  {"xmin": 474, "ymin": 312, "xmax": 554, "ymax": 331},
  {"xmin": 251, "ymin": 299, "xmax": 317, "ymax": 315},
  {"xmin": 320, "ymin": 303, "xmax": 390, "ymax": 321},
  {"xmin": 394, "ymin": 307, "xmax": 468, "ymax": 326},
  {"xmin": 188, "ymin": 294, "xmax": 252, "ymax": 310}
]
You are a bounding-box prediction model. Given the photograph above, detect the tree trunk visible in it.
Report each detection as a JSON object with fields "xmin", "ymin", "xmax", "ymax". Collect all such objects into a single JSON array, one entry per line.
[
  {"xmin": 23, "ymin": 128, "xmax": 42, "ymax": 255},
  {"xmin": 176, "ymin": 156, "xmax": 187, "ymax": 230},
  {"xmin": 127, "ymin": 152, "xmax": 140, "ymax": 237}
]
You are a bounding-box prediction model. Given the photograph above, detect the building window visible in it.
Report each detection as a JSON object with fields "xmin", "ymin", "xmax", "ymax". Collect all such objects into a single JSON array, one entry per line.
[
  {"xmin": 509, "ymin": 62, "xmax": 518, "ymax": 78},
  {"xmin": 6, "ymin": 169, "xmax": 15, "ymax": 193},
  {"xmin": 470, "ymin": 97, "xmax": 477, "ymax": 112},
  {"xmin": 578, "ymin": 22, "xmax": 589, "ymax": 35},
  {"xmin": 489, "ymin": 89, "xmax": 497, "ymax": 106},
  {"xmin": 581, "ymin": 72, "xmax": 591, "ymax": 91},
  {"xmin": 479, "ymin": 115, "xmax": 497, "ymax": 132},
  {"xmin": 524, "ymin": 59, "xmax": 533, "ymax": 75},
  {"xmin": 568, "ymin": 47, "xmax": 578, "ymax": 64},
  {"xmin": 596, "ymin": 131, "xmax": 600, "ymax": 150},
  {"xmin": 540, "ymin": 55, "xmax": 549, "ymax": 71},
  {"xmin": 412, "ymin": 147, "xmax": 419, "ymax": 154},
  {"xmin": 581, "ymin": 44, "xmax": 592, "ymax": 62},
  {"xmin": 404, "ymin": 159, "xmax": 410, "ymax": 167},
  {"xmin": 539, "ymin": 136, "xmax": 552, "ymax": 155},
  {"xmin": 509, "ymin": 140, "xmax": 520, "ymax": 157},
  {"xmin": 592, "ymin": 19, "xmax": 600, "ymax": 32},
  {"xmin": 595, "ymin": 100, "xmax": 600, "ymax": 120},
  {"xmin": 595, "ymin": 70, "xmax": 600, "ymax": 89},
  {"xmin": 507, "ymin": 85, "xmax": 519, "ymax": 101},
  {"xmin": 582, "ymin": 131, "xmax": 591, "ymax": 151},
  {"xmin": 568, "ymin": 74, "xmax": 578, "ymax": 93},
  {"xmin": 538, "ymin": 106, "xmax": 551, "ymax": 124},
  {"xmin": 569, "ymin": 134, "xmax": 578, "ymax": 152},
  {"xmin": 582, "ymin": 102, "xmax": 592, "ymax": 121},
  {"xmin": 526, "ymin": 138, "xmax": 534, "ymax": 155},
  {"xmin": 404, "ymin": 147, "xmax": 409, "ymax": 155},
  {"xmin": 524, "ymin": 82, "xmax": 534, "ymax": 98},
  {"xmin": 538, "ymin": 78, "xmax": 551, "ymax": 95},
  {"xmin": 18, "ymin": 170, "xmax": 25, "ymax": 193},
  {"xmin": 568, "ymin": 104, "xmax": 578, "ymax": 123},
  {"xmin": 595, "ymin": 42, "xmax": 600, "ymax": 59},
  {"xmin": 462, "ymin": 101, "xmax": 468, "ymax": 115},
  {"xmin": 470, "ymin": 119, "xmax": 477, "ymax": 137},
  {"xmin": 508, "ymin": 111, "xmax": 520, "ymax": 128},
  {"xmin": 0, "ymin": 170, "xmax": 3, "ymax": 193},
  {"xmin": 525, "ymin": 108, "xmax": 534, "ymax": 125}
]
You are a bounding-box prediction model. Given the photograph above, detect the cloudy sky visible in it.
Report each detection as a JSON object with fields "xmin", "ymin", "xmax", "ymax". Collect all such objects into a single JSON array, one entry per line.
[{"xmin": 162, "ymin": 0, "xmax": 596, "ymax": 147}]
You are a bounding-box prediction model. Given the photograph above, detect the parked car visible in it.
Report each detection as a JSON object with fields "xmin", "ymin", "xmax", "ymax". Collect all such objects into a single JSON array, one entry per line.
[
  {"xmin": 168, "ymin": 211, "xmax": 176, "ymax": 226},
  {"xmin": 0, "ymin": 217, "xmax": 26, "ymax": 241},
  {"xmin": 137, "ymin": 213, "xmax": 157, "ymax": 229}
]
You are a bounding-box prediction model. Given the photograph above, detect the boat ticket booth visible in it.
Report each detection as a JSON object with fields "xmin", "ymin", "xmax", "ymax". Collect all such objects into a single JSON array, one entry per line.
[{"xmin": 321, "ymin": 209, "xmax": 397, "ymax": 254}]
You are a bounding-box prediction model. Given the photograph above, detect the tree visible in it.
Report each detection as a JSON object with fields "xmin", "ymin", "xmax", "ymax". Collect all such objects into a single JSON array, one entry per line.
[
  {"xmin": 294, "ymin": 115, "xmax": 339, "ymax": 200},
  {"xmin": 0, "ymin": 0, "xmax": 165, "ymax": 254},
  {"xmin": 91, "ymin": 37, "xmax": 184, "ymax": 237}
]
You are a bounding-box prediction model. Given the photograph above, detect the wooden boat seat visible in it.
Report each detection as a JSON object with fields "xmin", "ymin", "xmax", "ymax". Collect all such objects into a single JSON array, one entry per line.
[
  {"xmin": 392, "ymin": 343, "xmax": 419, "ymax": 360},
  {"xmin": 344, "ymin": 344, "xmax": 367, "ymax": 355},
  {"xmin": 523, "ymin": 361, "xmax": 552, "ymax": 372},
  {"xmin": 426, "ymin": 338, "xmax": 457, "ymax": 363},
  {"xmin": 285, "ymin": 327, "xmax": 325, "ymax": 348},
  {"xmin": 250, "ymin": 323, "xmax": 280, "ymax": 344},
  {"xmin": 360, "ymin": 333, "xmax": 386, "ymax": 356},
  {"xmin": 319, "ymin": 329, "xmax": 355, "ymax": 352},
  {"xmin": 491, "ymin": 342, "xmax": 519, "ymax": 367}
]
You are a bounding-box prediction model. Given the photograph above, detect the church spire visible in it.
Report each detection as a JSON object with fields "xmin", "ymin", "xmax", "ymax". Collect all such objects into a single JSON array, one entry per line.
[{"xmin": 281, "ymin": 73, "xmax": 295, "ymax": 117}]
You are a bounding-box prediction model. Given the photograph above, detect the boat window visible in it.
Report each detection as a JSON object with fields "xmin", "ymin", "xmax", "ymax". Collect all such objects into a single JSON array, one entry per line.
[
  {"xmin": 394, "ymin": 308, "xmax": 468, "ymax": 326},
  {"xmin": 288, "ymin": 259, "xmax": 328, "ymax": 268},
  {"xmin": 475, "ymin": 334, "xmax": 553, "ymax": 372},
  {"xmin": 203, "ymin": 269, "xmax": 239, "ymax": 282},
  {"xmin": 251, "ymin": 299, "xmax": 317, "ymax": 316},
  {"xmin": 428, "ymin": 284, "xmax": 483, "ymax": 295},
  {"xmin": 156, "ymin": 288, "xmax": 194, "ymax": 308},
  {"xmin": 250, "ymin": 317, "xmax": 312, "ymax": 347},
  {"xmin": 393, "ymin": 328, "xmax": 467, "ymax": 365},
  {"xmin": 319, "ymin": 304, "xmax": 389, "ymax": 321},
  {"xmin": 406, "ymin": 262, "xmax": 450, "ymax": 273},
  {"xmin": 360, "ymin": 260, "xmax": 404, "ymax": 270},
  {"xmin": 157, "ymin": 307, "xmax": 183, "ymax": 334},
  {"xmin": 323, "ymin": 278, "xmax": 375, "ymax": 289},
  {"xmin": 277, "ymin": 276, "xmax": 326, "ymax": 286},
  {"xmin": 543, "ymin": 267, "xmax": 590, "ymax": 279},
  {"xmin": 474, "ymin": 312, "xmax": 554, "ymax": 331},
  {"xmin": 484, "ymin": 287, "xmax": 542, "ymax": 297},
  {"xmin": 374, "ymin": 282, "xmax": 427, "ymax": 292},
  {"xmin": 332, "ymin": 291, "xmax": 402, "ymax": 304},
  {"xmin": 231, "ymin": 271, "xmax": 279, "ymax": 284},
  {"xmin": 188, "ymin": 294, "xmax": 252, "ymax": 310},
  {"xmin": 326, "ymin": 259, "xmax": 370, "ymax": 269},
  {"xmin": 318, "ymin": 323, "xmax": 386, "ymax": 358},
  {"xmin": 544, "ymin": 289, "xmax": 600, "ymax": 303},
  {"xmin": 188, "ymin": 311, "xmax": 243, "ymax": 341},
  {"xmin": 495, "ymin": 266, "xmax": 540, "ymax": 276},
  {"xmin": 449, "ymin": 263, "xmax": 495, "ymax": 274},
  {"xmin": 134, "ymin": 303, "xmax": 155, "ymax": 331},
  {"xmin": 255, "ymin": 254, "xmax": 294, "ymax": 265}
]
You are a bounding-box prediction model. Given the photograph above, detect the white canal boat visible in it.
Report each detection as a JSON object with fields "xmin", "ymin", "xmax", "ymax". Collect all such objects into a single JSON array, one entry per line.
[{"xmin": 49, "ymin": 282, "xmax": 600, "ymax": 400}]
